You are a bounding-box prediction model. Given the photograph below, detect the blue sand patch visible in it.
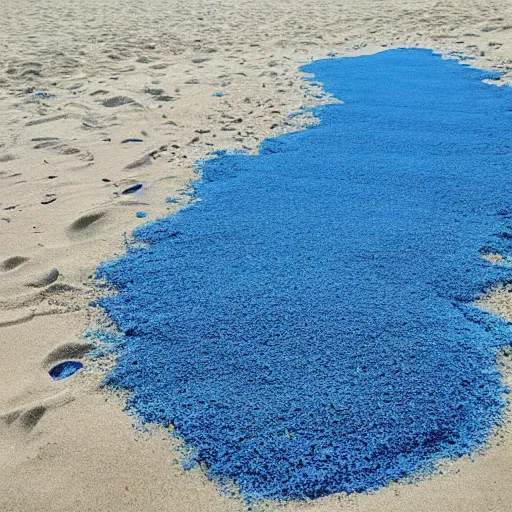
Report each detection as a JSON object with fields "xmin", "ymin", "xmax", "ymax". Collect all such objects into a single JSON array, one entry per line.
[
  {"xmin": 213, "ymin": 92, "xmax": 225, "ymax": 97},
  {"xmin": 121, "ymin": 183, "xmax": 143, "ymax": 195},
  {"xmin": 136, "ymin": 211, "xmax": 147, "ymax": 218},
  {"xmin": 49, "ymin": 361, "xmax": 83, "ymax": 380},
  {"xmin": 96, "ymin": 49, "xmax": 512, "ymax": 500},
  {"xmin": 122, "ymin": 138, "xmax": 144, "ymax": 143},
  {"xmin": 34, "ymin": 91, "xmax": 56, "ymax": 99}
]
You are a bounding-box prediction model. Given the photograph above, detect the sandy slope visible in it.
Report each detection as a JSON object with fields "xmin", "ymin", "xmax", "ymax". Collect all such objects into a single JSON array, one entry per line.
[{"xmin": 1, "ymin": 0, "xmax": 512, "ymax": 510}]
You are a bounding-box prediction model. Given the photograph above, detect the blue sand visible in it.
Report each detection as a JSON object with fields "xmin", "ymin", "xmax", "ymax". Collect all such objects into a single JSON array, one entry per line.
[
  {"xmin": 121, "ymin": 183, "xmax": 143, "ymax": 195},
  {"xmin": 122, "ymin": 138, "xmax": 144, "ymax": 144},
  {"xmin": 34, "ymin": 91, "xmax": 56, "ymax": 99},
  {"xmin": 136, "ymin": 211, "xmax": 147, "ymax": 218},
  {"xmin": 96, "ymin": 49, "xmax": 512, "ymax": 500},
  {"xmin": 49, "ymin": 361, "xmax": 83, "ymax": 380}
]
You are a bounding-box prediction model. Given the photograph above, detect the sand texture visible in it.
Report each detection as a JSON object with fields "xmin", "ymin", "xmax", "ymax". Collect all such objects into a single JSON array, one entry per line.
[{"xmin": 1, "ymin": 0, "xmax": 512, "ymax": 510}]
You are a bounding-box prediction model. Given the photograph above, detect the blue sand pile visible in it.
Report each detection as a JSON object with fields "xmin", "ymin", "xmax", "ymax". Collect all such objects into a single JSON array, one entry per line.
[
  {"xmin": 49, "ymin": 361, "xmax": 83, "ymax": 380},
  {"xmin": 96, "ymin": 50, "xmax": 512, "ymax": 500}
]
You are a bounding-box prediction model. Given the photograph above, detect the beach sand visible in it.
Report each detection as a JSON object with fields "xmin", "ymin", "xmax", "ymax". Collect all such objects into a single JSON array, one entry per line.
[{"xmin": 1, "ymin": 0, "xmax": 512, "ymax": 510}]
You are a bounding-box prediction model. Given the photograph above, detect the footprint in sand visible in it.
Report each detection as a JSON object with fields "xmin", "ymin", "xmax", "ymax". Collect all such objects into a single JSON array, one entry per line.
[
  {"xmin": 43, "ymin": 342, "xmax": 94, "ymax": 367},
  {"xmin": 26, "ymin": 268, "xmax": 59, "ymax": 288},
  {"xmin": 25, "ymin": 114, "xmax": 67, "ymax": 127},
  {"xmin": 124, "ymin": 155, "xmax": 151, "ymax": 169},
  {"xmin": 18, "ymin": 406, "xmax": 46, "ymax": 432},
  {"xmin": 68, "ymin": 211, "xmax": 107, "ymax": 238},
  {"xmin": 102, "ymin": 96, "xmax": 135, "ymax": 108},
  {"xmin": 49, "ymin": 361, "xmax": 84, "ymax": 380},
  {"xmin": 44, "ymin": 343, "xmax": 92, "ymax": 381},
  {"xmin": 1, "ymin": 406, "xmax": 46, "ymax": 433},
  {"xmin": 0, "ymin": 390, "xmax": 73, "ymax": 435},
  {"xmin": 121, "ymin": 183, "xmax": 143, "ymax": 195},
  {"xmin": 0, "ymin": 256, "xmax": 29, "ymax": 272}
]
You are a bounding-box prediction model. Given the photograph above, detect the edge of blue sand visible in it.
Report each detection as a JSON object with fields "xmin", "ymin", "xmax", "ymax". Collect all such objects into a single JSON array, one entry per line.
[{"xmin": 93, "ymin": 49, "xmax": 512, "ymax": 501}]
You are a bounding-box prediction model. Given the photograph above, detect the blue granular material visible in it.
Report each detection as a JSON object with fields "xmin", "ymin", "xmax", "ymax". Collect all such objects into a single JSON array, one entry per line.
[
  {"xmin": 49, "ymin": 361, "xmax": 83, "ymax": 380},
  {"xmin": 96, "ymin": 49, "xmax": 512, "ymax": 500},
  {"xmin": 121, "ymin": 183, "xmax": 143, "ymax": 195}
]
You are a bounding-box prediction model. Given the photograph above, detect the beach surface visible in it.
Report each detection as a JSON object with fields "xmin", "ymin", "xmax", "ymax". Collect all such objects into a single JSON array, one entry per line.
[{"xmin": 1, "ymin": 0, "xmax": 512, "ymax": 510}]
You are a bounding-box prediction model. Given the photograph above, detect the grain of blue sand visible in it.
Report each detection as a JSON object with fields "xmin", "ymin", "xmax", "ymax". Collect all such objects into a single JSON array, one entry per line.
[{"xmin": 96, "ymin": 49, "xmax": 512, "ymax": 500}]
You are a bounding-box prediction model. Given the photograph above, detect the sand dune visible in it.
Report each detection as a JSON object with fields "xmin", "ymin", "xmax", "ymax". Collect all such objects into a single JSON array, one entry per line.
[{"xmin": 1, "ymin": 0, "xmax": 512, "ymax": 510}]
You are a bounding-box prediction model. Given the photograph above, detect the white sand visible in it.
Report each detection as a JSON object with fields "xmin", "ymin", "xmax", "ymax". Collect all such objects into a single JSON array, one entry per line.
[{"xmin": 1, "ymin": 0, "xmax": 512, "ymax": 510}]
